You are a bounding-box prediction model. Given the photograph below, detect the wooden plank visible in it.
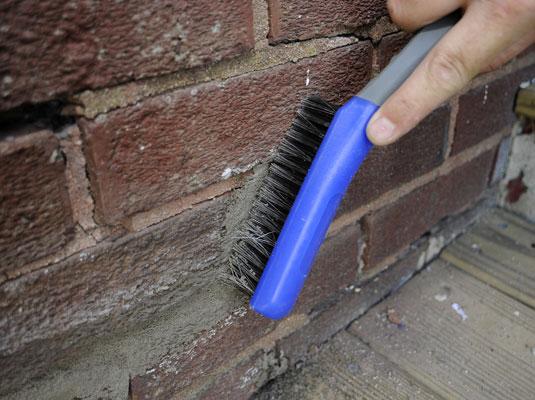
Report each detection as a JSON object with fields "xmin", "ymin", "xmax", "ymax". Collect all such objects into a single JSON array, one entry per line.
[
  {"xmin": 349, "ymin": 260, "xmax": 535, "ymax": 400},
  {"xmin": 441, "ymin": 209, "xmax": 535, "ymax": 307},
  {"xmin": 253, "ymin": 330, "xmax": 442, "ymax": 400},
  {"xmin": 487, "ymin": 209, "xmax": 535, "ymax": 249}
]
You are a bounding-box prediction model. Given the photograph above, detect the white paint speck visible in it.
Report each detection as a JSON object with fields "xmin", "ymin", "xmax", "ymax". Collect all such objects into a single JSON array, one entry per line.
[
  {"xmin": 306, "ymin": 69, "xmax": 310, "ymax": 86},
  {"xmin": 221, "ymin": 167, "xmax": 233, "ymax": 179},
  {"xmin": 221, "ymin": 161, "xmax": 259, "ymax": 180},
  {"xmin": 3, "ymin": 75, "xmax": 13, "ymax": 84},
  {"xmin": 191, "ymin": 88, "xmax": 198, "ymax": 96},
  {"xmin": 514, "ymin": 311, "xmax": 520, "ymax": 317},
  {"xmin": 54, "ymin": 29, "xmax": 64, "ymax": 36},
  {"xmin": 452, "ymin": 303, "xmax": 467, "ymax": 321},
  {"xmin": 434, "ymin": 294, "xmax": 448, "ymax": 302},
  {"xmin": 151, "ymin": 46, "xmax": 164, "ymax": 55},
  {"xmin": 520, "ymin": 80, "xmax": 530, "ymax": 89},
  {"xmin": 139, "ymin": 145, "xmax": 145, "ymax": 151},
  {"xmin": 482, "ymin": 84, "xmax": 488, "ymax": 104},
  {"xmin": 211, "ymin": 21, "xmax": 222, "ymax": 34}
]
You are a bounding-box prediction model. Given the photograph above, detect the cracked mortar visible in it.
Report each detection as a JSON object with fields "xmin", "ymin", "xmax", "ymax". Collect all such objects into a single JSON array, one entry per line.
[{"xmin": 72, "ymin": 37, "xmax": 357, "ymax": 119}]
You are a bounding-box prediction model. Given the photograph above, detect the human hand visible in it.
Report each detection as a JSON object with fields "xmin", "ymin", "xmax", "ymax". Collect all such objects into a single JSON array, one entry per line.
[{"xmin": 366, "ymin": 0, "xmax": 535, "ymax": 146}]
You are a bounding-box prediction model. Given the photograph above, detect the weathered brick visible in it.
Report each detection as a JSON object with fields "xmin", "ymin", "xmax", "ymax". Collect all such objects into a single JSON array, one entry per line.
[
  {"xmin": 338, "ymin": 105, "xmax": 450, "ymax": 216},
  {"xmin": 293, "ymin": 223, "xmax": 360, "ymax": 314},
  {"xmin": 0, "ymin": 130, "xmax": 73, "ymax": 272},
  {"xmin": 130, "ymin": 222, "xmax": 360, "ymax": 399},
  {"xmin": 0, "ymin": 0, "xmax": 254, "ymax": 110},
  {"xmin": 196, "ymin": 350, "xmax": 287, "ymax": 400},
  {"xmin": 130, "ymin": 307, "xmax": 279, "ymax": 400},
  {"xmin": 0, "ymin": 195, "xmax": 228, "ymax": 392},
  {"xmin": 362, "ymin": 149, "xmax": 496, "ymax": 269},
  {"xmin": 377, "ymin": 31, "xmax": 412, "ymax": 69},
  {"xmin": 452, "ymin": 65, "xmax": 535, "ymax": 154},
  {"xmin": 267, "ymin": 0, "xmax": 387, "ymax": 43},
  {"xmin": 79, "ymin": 42, "xmax": 374, "ymax": 223}
]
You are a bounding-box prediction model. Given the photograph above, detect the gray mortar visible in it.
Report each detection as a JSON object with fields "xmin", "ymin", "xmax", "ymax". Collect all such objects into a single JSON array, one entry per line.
[
  {"xmin": 219, "ymin": 163, "xmax": 270, "ymax": 281},
  {"xmin": 2, "ymin": 281, "xmax": 244, "ymax": 400}
]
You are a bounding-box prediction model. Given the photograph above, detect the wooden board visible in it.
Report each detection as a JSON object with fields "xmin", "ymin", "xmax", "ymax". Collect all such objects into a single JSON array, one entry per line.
[
  {"xmin": 349, "ymin": 260, "xmax": 535, "ymax": 400},
  {"xmin": 253, "ymin": 330, "xmax": 440, "ymax": 400},
  {"xmin": 441, "ymin": 208, "xmax": 535, "ymax": 307}
]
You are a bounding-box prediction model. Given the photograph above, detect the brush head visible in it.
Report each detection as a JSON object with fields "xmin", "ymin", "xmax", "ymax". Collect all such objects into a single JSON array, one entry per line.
[{"xmin": 227, "ymin": 95, "xmax": 338, "ymax": 295}]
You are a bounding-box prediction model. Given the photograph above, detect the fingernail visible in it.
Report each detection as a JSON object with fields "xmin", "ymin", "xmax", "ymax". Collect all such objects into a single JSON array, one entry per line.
[{"xmin": 368, "ymin": 116, "xmax": 396, "ymax": 143}]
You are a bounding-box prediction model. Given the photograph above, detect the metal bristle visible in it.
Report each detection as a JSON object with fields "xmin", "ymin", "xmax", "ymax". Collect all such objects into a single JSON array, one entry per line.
[{"xmin": 225, "ymin": 95, "xmax": 339, "ymax": 295}]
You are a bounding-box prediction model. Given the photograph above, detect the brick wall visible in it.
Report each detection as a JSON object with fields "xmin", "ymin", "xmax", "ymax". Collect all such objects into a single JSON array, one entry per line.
[{"xmin": 1, "ymin": 1, "xmax": 534, "ymax": 399}]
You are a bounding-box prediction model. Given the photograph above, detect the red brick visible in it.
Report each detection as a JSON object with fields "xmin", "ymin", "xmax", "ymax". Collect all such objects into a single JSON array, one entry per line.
[
  {"xmin": 338, "ymin": 105, "xmax": 450, "ymax": 216},
  {"xmin": 0, "ymin": 0, "xmax": 254, "ymax": 110},
  {"xmin": 0, "ymin": 130, "xmax": 73, "ymax": 271},
  {"xmin": 377, "ymin": 31, "xmax": 412, "ymax": 69},
  {"xmin": 267, "ymin": 0, "xmax": 387, "ymax": 43},
  {"xmin": 452, "ymin": 65, "xmax": 535, "ymax": 155},
  {"xmin": 79, "ymin": 42, "xmax": 374, "ymax": 223},
  {"xmin": 0, "ymin": 195, "xmax": 228, "ymax": 392},
  {"xmin": 362, "ymin": 149, "xmax": 496, "ymax": 269},
  {"xmin": 293, "ymin": 223, "xmax": 360, "ymax": 314}
]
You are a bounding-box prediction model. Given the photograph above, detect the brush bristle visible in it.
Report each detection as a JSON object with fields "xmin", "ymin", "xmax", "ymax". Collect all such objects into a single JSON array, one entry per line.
[{"xmin": 226, "ymin": 95, "xmax": 338, "ymax": 295}]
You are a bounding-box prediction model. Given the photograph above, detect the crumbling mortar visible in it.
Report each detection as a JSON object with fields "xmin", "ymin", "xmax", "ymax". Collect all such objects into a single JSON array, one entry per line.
[{"xmin": 71, "ymin": 35, "xmax": 366, "ymax": 119}]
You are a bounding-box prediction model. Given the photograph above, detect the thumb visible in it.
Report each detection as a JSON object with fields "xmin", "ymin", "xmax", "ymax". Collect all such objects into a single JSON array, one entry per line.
[{"xmin": 366, "ymin": 1, "xmax": 534, "ymax": 146}]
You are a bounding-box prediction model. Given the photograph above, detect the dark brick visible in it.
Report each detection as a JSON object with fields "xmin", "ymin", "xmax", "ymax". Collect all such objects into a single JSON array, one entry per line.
[
  {"xmin": 362, "ymin": 149, "xmax": 496, "ymax": 269},
  {"xmin": 293, "ymin": 223, "xmax": 360, "ymax": 314},
  {"xmin": 518, "ymin": 43, "xmax": 535, "ymax": 59},
  {"xmin": 0, "ymin": 0, "xmax": 254, "ymax": 110},
  {"xmin": 377, "ymin": 31, "xmax": 413, "ymax": 69},
  {"xmin": 0, "ymin": 130, "xmax": 73, "ymax": 272},
  {"xmin": 452, "ymin": 65, "xmax": 535, "ymax": 154},
  {"xmin": 79, "ymin": 42, "xmax": 374, "ymax": 223},
  {"xmin": 0, "ymin": 195, "xmax": 228, "ymax": 392},
  {"xmin": 338, "ymin": 105, "xmax": 450, "ymax": 216},
  {"xmin": 267, "ymin": 0, "xmax": 387, "ymax": 43}
]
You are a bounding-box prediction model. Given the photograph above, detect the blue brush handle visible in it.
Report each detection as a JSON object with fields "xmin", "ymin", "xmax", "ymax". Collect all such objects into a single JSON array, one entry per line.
[{"xmin": 250, "ymin": 96, "xmax": 379, "ymax": 319}]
